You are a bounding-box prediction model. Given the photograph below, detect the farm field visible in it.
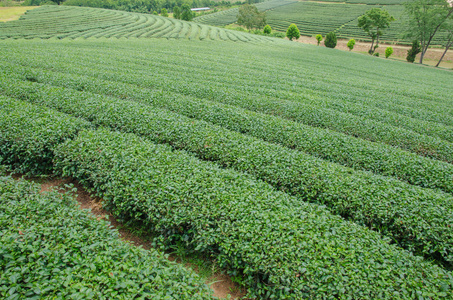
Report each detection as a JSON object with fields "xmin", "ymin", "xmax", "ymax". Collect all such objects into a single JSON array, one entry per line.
[
  {"xmin": 196, "ymin": 0, "xmax": 448, "ymax": 45},
  {"xmin": 0, "ymin": 5, "xmax": 275, "ymax": 42},
  {"xmin": 1, "ymin": 5, "xmax": 453, "ymax": 299}
]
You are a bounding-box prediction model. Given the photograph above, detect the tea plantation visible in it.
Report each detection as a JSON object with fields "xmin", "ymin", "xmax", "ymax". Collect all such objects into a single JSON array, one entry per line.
[
  {"xmin": 1, "ymin": 5, "xmax": 453, "ymax": 299},
  {"xmin": 0, "ymin": 5, "xmax": 274, "ymax": 43}
]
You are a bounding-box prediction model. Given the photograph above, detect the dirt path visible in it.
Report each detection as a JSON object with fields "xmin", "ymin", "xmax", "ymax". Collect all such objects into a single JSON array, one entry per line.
[
  {"xmin": 38, "ymin": 177, "xmax": 247, "ymax": 299},
  {"xmin": 296, "ymin": 36, "xmax": 453, "ymax": 69}
]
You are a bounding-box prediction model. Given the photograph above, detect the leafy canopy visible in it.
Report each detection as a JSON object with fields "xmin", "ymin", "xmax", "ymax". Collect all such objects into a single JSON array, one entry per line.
[
  {"xmin": 237, "ymin": 4, "xmax": 266, "ymax": 30},
  {"xmin": 347, "ymin": 38, "xmax": 356, "ymax": 50},
  {"xmin": 324, "ymin": 31, "xmax": 337, "ymax": 48},
  {"xmin": 404, "ymin": 0, "xmax": 453, "ymax": 63},
  {"xmin": 358, "ymin": 8, "xmax": 394, "ymax": 54},
  {"xmin": 316, "ymin": 34, "xmax": 322, "ymax": 45},
  {"xmin": 286, "ymin": 23, "xmax": 300, "ymax": 41}
]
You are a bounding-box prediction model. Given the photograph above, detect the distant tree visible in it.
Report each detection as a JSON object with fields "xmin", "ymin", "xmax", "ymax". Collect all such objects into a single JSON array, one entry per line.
[
  {"xmin": 286, "ymin": 23, "xmax": 300, "ymax": 41},
  {"xmin": 385, "ymin": 46, "xmax": 394, "ymax": 58},
  {"xmin": 315, "ymin": 34, "xmax": 322, "ymax": 45},
  {"xmin": 347, "ymin": 38, "xmax": 355, "ymax": 50},
  {"xmin": 404, "ymin": 0, "xmax": 453, "ymax": 64},
  {"xmin": 181, "ymin": 4, "xmax": 194, "ymax": 21},
  {"xmin": 161, "ymin": 8, "xmax": 168, "ymax": 17},
  {"xmin": 406, "ymin": 40, "xmax": 421, "ymax": 62},
  {"xmin": 324, "ymin": 31, "xmax": 337, "ymax": 48},
  {"xmin": 237, "ymin": 4, "xmax": 266, "ymax": 30},
  {"xmin": 173, "ymin": 6, "xmax": 181, "ymax": 19},
  {"xmin": 263, "ymin": 24, "xmax": 272, "ymax": 34},
  {"xmin": 436, "ymin": 18, "xmax": 453, "ymax": 67},
  {"xmin": 358, "ymin": 8, "xmax": 395, "ymax": 55}
]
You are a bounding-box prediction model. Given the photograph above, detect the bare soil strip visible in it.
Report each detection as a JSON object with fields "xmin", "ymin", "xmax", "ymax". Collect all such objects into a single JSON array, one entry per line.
[{"xmin": 296, "ymin": 35, "xmax": 453, "ymax": 69}]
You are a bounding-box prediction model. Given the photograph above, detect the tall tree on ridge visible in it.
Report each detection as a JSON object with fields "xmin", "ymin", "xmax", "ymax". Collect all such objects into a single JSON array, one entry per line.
[{"xmin": 404, "ymin": 0, "xmax": 453, "ymax": 63}]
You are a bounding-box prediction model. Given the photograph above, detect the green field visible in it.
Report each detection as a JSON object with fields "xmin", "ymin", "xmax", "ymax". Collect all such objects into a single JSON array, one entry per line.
[
  {"xmin": 1, "ymin": 5, "xmax": 453, "ymax": 299},
  {"xmin": 0, "ymin": 5, "xmax": 275, "ymax": 42},
  {"xmin": 193, "ymin": 0, "xmax": 297, "ymax": 27},
  {"xmin": 195, "ymin": 0, "xmax": 448, "ymax": 45}
]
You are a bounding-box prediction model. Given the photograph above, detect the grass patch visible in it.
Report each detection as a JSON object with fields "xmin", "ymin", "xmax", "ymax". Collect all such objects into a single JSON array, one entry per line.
[{"xmin": 0, "ymin": 6, "xmax": 37, "ymax": 22}]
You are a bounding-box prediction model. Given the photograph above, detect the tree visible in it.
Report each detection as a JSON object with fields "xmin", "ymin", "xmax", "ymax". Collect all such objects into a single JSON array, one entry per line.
[
  {"xmin": 181, "ymin": 4, "xmax": 194, "ymax": 21},
  {"xmin": 436, "ymin": 16, "xmax": 453, "ymax": 67},
  {"xmin": 385, "ymin": 46, "xmax": 394, "ymax": 58},
  {"xmin": 404, "ymin": 0, "xmax": 453, "ymax": 63},
  {"xmin": 263, "ymin": 25, "xmax": 272, "ymax": 34},
  {"xmin": 286, "ymin": 23, "xmax": 300, "ymax": 41},
  {"xmin": 406, "ymin": 40, "xmax": 421, "ymax": 62},
  {"xmin": 316, "ymin": 34, "xmax": 322, "ymax": 46},
  {"xmin": 324, "ymin": 32, "xmax": 337, "ymax": 48},
  {"xmin": 173, "ymin": 6, "xmax": 181, "ymax": 19},
  {"xmin": 161, "ymin": 8, "xmax": 168, "ymax": 17},
  {"xmin": 358, "ymin": 8, "xmax": 395, "ymax": 55},
  {"xmin": 347, "ymin": 39, "xmax": 356, "ymax": 50},
  {"xmin": 237, "ymin": 4, "xmax": 266, "ymax": 30}
]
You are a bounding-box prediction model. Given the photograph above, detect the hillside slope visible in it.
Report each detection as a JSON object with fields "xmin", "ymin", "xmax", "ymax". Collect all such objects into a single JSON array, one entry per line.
[{"xmin": 0, "ymin": 5, "xmax": 276, "ymax": 43}]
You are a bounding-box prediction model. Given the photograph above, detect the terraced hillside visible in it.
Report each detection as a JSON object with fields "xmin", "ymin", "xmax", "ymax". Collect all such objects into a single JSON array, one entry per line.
[
  {"xmin": 193, "ymin": 0, "xmax": 297, "ymax": 27},
  {"xmin": 0, "ymin": 5, "xmax": 274, "ymax": 42},
  {"xmin": 1, "ymin": 31, "xmax": 453, "ymax": 298},
  {"xmin": 195, "ymin": 0, "xmax": 447, "ymax": 45}
]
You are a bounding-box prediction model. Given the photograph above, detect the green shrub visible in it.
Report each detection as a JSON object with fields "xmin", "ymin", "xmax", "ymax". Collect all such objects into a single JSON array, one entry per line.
[
  {"xmin": 347, "ymin": 38, "xmax": 355, "ymax": 50},
  {"xmin": 374, "ymin": 52, "xmax": 379, "ymax": 57},
  {"xmin": 53, "ymin": 128, "xmax": 453, "ymax": 299},
  {"xmin": 315, "ymin": 34, "xmax": 322, "ymax": 46},
  {"xmin": 324, "ymin": 31, "xmax": 337, "ymax": 48},
  {"xmin": 286, "ymin": 23, "xmax": 300, "ymax": 41},
  {"xmin": 263, "ymin": 24, "xmax": 271, "ymax": 34},
  {"xmin": 0, "ymin": 176, "xmax": 213, "ymax": 299},
  {"xmin": 407, "ymin": 40, "xmax": 421, "ymax": 63},
  {"xmin": 385, "ymin": 46, "xmax": 393, "ymax": 58},
  {"xmin": 160, "ymin": 7, "xmax": 168, "ymax": 17},
  {"xmin": 0, "ymin": 96, "xmax": 90, "ymax": 175},
  {"xmin": 173, "ymin": 6, "xmax": 180, "ymax": 19}
]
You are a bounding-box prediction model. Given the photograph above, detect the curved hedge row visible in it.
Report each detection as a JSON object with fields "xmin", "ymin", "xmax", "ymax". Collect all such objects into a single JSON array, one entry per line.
[
  {"xmin": 1, "ymin": 95, "xmax": 452, "ymax": 298},
  {"xmin": 3, "ymin": 66, "xmax": 453, "ymax": 195},
  {"xmin": 0, "ymin": 95, "xmax": 90, "ymax": 175},
  {"xmin": 4, "ymin": 77, "xmax": 453, "ymax": 266},
  {"xmin": 0, "ymin": 6, "xmax": 274, "ymax": 43},
  {"xmin": 4, "ymin": 47, "xmax": 453, "ymax": 164},
  {"xmin": 0, "ymin": 176, "xmax": 214, "ymax": 299},
  {"xmin": 52, "ymin": 128, "xmax": 453, "ymax": 299}
]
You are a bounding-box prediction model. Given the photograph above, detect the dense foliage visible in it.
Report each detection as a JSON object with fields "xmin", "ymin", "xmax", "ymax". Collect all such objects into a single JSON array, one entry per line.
[
  {"xmin": 23, "ymin": 0, "xmax": 226, "ymax": 15},
  {"xmin": 52, "ymin": 128, "xmax": 452, "ymax": 299},
  {"xmin": 324, "ymin": 31, "xmax": 337, "ymax": 48},
  {"xmin": 2, "ymin": 70, "xmax": 453, "ymax": 266},
  {"xmin": 1, "ymin": 30, "xmax": 453, "ymax": 298},
  {"xmin": 357, "ymin": 8, "xmax": 394, "ymax": 54},
  {"xmin": 406, "ymin": 39, "xmax": 421, "ymax": 62},
  {"xmin": 315, "ymin": 33, "xmax": 322, "ymax": 45},
  {"xmin": 286, "ymin": 23, "xmax": 299, "ymax": 40},
  {"xmin": 385, "ymin": 46, "xmax": 393, "ymax": 58},
  {"xmin": 0, "ymin": 96, "xmax": 90, "ymax": 175},
  {"xmin": 0, "ymin": 176, "xmax": 213, "ymax": 299},
  {"xmin": 237, "ymin": 4, "xmax": 266, "ymax": 30},
  {"xmin": 347, "ymin": 38, "xmax": 355, "ymax": 50},
  {"xmin": 1, "ymin": 43, "xmax": 453, "ymax": 197}
]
